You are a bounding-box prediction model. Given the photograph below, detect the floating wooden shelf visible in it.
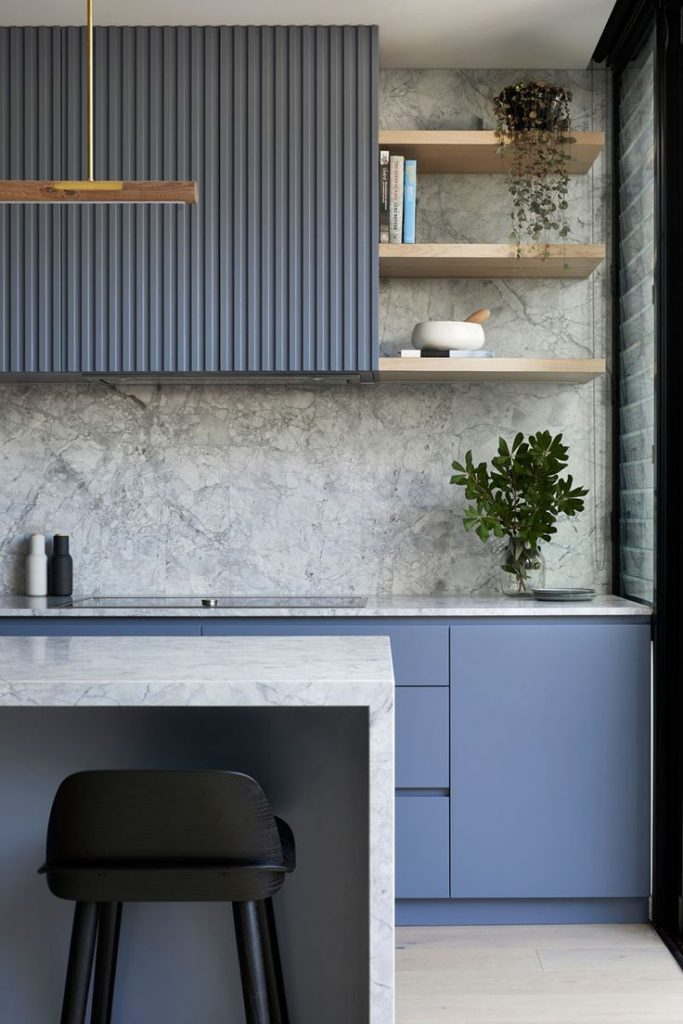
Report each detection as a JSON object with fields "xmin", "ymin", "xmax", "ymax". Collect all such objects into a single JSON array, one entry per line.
[
  {"xmin": 377, "ymin": 357, "xmax": 606, "ymax": 383},
  {"xmin": 378, "ymin": 130, "xmax": 605, "ymax": 174},
  {"xmin": 379, "ymin": 243, "xmax": 605, "ymax": 279}
]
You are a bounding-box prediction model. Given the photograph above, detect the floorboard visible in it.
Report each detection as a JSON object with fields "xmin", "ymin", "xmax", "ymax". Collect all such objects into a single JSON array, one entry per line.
[{"xmin": 396, "ymin": 924, "xmax": 683, "ymax": 1024}]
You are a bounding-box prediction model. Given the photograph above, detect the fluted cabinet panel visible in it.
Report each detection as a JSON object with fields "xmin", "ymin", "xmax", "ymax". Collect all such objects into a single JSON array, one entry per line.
[{"xmin": 0, "ymin": 26, "xmax": 378, "ymax": 375}]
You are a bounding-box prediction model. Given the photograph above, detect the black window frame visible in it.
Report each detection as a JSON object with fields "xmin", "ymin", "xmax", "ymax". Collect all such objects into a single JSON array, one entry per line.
[{"xmin": 595, "ymin": 0, "xmax": 683, "ymax": 960}]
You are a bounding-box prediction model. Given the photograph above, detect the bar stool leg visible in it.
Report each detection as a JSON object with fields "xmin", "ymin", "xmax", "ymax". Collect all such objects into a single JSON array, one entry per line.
[
  {"xmin": 60, "ymin": 902, "xmax": 98, "ymax": 1024},
  {"xmin": 90, "ymin": 903, "xmax": 122, "ymax": 1024},
  {"xmin": 257, "ymin": 899, "xmax": 290, "ymax": 1024},
  {"xmin": 233, "ymin": 901, "xmax": 271, "ymax": 1024}
]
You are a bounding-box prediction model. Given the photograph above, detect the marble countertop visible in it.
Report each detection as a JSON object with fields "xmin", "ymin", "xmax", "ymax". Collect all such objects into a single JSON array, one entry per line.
[
  {"xmin": 0, "ymin": 594, "xmax": 652, "ymax": 618},
  {"xmin": 0, "ymin": 635, "xmax": 395, "ymax": 704},
  {"xmin": 0, "ymin": 633, "xmax": 395, "ymax": 1024}
]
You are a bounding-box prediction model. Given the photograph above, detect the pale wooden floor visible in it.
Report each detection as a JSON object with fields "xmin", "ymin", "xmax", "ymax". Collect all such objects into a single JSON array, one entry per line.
[{"xmin": 396, "ymin": 924, "xmax": 683, "ymax": 1023}]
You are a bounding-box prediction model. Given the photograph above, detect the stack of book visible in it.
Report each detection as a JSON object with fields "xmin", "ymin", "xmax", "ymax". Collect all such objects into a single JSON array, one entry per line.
[{"xmin": 379, "ymin": 151, "xmax": 416, "ymax": 244}]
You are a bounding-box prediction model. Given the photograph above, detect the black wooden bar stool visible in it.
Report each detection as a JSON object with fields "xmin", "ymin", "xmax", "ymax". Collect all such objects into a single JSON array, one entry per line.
[{"xmin": 40, "ymin": 770, "xmax": 295, "ymax": 1024}]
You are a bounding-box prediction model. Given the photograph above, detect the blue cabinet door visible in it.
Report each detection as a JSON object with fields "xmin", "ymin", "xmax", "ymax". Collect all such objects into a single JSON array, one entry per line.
[{"xmin": 450, "ymin": 621, "xmax": 651, "ymax": 898}]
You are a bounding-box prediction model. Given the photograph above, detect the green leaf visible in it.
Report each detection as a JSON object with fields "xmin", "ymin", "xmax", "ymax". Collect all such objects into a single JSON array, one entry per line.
[{"xmin": 448, "ymin": 430, "xmax": 587, "ymax": 555}]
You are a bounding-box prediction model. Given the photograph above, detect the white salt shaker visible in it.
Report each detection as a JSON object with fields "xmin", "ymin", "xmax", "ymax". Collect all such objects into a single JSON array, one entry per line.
[{"xmin": 26, "ymin": 533, "xmax": 48, "ymax": 597}]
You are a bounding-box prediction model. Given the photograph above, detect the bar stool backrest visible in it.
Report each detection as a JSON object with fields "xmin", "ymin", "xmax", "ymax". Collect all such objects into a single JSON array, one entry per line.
[{"xmin": 45, "ymin": 770, "xmax": 285, "ymax": 867}]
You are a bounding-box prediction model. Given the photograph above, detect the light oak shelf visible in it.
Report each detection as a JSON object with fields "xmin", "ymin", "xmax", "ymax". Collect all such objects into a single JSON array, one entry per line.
[
  {"xmin": 379, "ymin": 243, "xmax": 605, "ymax": 279},
  {"xmin": 377, "ymin": 357, "xmax": 606, "ymax": 383},
  {"xmin": 378, "ymin": 130, "xmax": 605, "ymax": 174}
]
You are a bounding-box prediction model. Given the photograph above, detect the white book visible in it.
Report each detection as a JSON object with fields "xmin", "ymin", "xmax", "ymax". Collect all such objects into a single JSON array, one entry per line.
[{"xmin": 388, "ymin": 155, "xmax": 405, "ymax": 244}]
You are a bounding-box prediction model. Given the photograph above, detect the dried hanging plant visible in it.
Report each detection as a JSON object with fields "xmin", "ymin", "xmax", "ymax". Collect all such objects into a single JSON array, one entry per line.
[{"xmin": 493, "ymin": 81, "xmax": 573, "ymax": 255}]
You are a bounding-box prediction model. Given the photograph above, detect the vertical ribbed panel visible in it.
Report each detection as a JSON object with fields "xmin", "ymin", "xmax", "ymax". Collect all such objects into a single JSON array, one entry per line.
[{"xmin": 0, "ymin": 26, "xmax": 378, "ymax": 375}]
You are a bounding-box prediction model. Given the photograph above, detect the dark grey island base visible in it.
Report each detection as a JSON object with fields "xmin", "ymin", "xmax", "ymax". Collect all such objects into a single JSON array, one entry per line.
[
  {"xmin": 0, "ymin": 635, "xmax": 394, "ymax": 1024},
  {"xmin": 0, "ymin": 596, "xmax": 652, "ymax": 928}
]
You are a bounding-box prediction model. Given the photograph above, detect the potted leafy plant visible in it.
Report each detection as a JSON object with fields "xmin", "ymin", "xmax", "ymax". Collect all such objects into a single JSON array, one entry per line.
[
  {"xmin": 450, "ymin": 431, "xmax": 588, "ymax": 596},
  {"xmin": 493, "ymin": 80, "xmax": 573, "ymax": 253}
]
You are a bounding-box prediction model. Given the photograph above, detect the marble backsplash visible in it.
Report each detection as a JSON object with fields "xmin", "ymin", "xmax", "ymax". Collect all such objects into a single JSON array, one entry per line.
[{"xmin": 0, "ymin": 68, "xmax": 611, "ymax": 597}]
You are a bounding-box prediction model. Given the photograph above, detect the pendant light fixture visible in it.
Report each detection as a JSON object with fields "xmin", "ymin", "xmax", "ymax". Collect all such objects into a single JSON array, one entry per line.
[{"xmin": 0, "ymin": 1, "xmax": 197, "ymax": 204}]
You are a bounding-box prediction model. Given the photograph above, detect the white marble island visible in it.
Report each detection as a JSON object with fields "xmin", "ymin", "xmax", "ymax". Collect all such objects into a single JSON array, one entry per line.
[{"xmin": 0, "ymin": 635, "xmax": 394, "ymax": 1024}]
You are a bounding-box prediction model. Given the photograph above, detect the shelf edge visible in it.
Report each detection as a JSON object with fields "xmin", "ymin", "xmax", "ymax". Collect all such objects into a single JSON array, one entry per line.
[{"xmin": 376, "ymin": 357, "xmax": 607, "ymax": 383}]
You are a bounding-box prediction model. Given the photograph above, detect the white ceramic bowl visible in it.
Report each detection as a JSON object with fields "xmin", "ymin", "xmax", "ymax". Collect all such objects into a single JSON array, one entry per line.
[{"xmin": 411, "ymin": 321, "xmax": 486, "ymax": 351}]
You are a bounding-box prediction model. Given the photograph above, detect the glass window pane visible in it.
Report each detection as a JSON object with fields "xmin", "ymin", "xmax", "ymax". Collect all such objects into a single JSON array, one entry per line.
[{"xmin": 618, "ymin": 31, "xmax": 656, "ymax": 603}]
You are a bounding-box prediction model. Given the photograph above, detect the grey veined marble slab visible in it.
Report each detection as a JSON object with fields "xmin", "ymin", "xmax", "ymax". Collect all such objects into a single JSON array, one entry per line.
[
  {"xmin": 0, "ymin": 594, "xmax": 651, "ymax": 617},
  {"xmin": 0, "ymin": 634, "xmax": 395, "ymax": 1024},
  {"xmin": 0, "ymin": 68, "xmax": 612, "ymax": 602}
]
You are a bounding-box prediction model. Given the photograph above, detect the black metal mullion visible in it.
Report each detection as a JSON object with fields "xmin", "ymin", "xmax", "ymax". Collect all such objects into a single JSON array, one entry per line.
[
  {"xmin": 610, "ymin": 70, "xmax": 622, "ymax": 598},
  {"xmin": 651, "ymin": 0, "xmax": 683, "ymax": 945},
  {"xmin": 595, "ymin": 0, "xmax": 657, "ymax": 73}
]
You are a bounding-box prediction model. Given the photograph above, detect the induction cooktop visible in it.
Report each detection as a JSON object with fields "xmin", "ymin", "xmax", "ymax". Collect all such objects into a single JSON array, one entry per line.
[{"xmin": 68, "ymin": 595, "xmax": 367, "ymax": 609}]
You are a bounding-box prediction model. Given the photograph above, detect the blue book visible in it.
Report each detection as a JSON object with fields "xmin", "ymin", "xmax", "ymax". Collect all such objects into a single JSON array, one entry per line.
[{"xmin": 402, "ymin": 160, "xmax": 417, "ymax": 243}]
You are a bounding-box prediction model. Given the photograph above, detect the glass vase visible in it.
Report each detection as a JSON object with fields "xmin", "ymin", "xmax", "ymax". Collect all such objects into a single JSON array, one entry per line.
[{"xmin": 499, "ymin": 538, "xmax": 546, "ymax": 597}]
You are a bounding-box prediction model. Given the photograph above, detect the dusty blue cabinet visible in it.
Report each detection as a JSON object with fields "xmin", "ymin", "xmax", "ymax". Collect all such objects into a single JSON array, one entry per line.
[
  {"xmin": 0, "ymin": 26, "xmax": 378, "ymax": 376},
  {"xmin": 450, "ymin": 621, "xmax": 651, "ymax": 901},
  {"xmin": 0, "ymin": 613, "xmax": 652, "ymax": 921}
]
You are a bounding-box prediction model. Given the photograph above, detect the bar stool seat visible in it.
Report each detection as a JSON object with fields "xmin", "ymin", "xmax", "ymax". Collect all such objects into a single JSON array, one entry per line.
[{"xmin": 40, "ymin": 770, "xmax": 295, "ymax": 1024}]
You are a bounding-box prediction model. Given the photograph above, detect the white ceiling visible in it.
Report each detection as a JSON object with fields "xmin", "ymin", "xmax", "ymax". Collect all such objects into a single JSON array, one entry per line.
[{"xmin": 0, "ymin": 0, "xmax": 614, "ymax": 68}]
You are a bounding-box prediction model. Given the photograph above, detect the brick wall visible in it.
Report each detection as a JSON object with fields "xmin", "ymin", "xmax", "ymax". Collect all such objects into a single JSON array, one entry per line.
[{"xmin": 618, "ymin": 37, "xmax": 655, "ymax": 603}]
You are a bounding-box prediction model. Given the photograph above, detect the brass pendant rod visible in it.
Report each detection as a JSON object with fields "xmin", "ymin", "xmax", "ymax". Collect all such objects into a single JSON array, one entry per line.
[
  {"xmin": 86, "ymin": 0, "xmax": 94, "ymax": 182},
  {"xmin": 0, "ymin": 0, "xmax": 198, "ymax": 203}
]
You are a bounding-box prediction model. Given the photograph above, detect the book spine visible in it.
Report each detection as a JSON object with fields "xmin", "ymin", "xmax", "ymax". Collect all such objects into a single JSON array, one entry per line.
[
  {"xmin": 379, "ymin": 150, "xmax": 390, "ymax": 244},
  {"xmin": 388, "ymin": 155, "xmax": 405, "ymax": 244},
  {"xmin": 403, "ymin": 160, "xmax": 416, "ymax": 243}
]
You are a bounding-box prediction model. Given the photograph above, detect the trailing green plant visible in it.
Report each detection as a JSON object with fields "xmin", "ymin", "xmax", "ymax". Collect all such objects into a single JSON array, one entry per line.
[
  {"xmin": 493, "ymin": 80, "xmax": 573, "ymax": 254},
  {"xmin": 450, "ymin": 431, "xmax": 588, "ymax": 591}
]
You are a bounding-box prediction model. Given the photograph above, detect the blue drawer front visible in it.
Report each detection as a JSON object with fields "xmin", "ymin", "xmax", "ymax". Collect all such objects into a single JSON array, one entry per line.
[
  {"xmin": 396, "ymin": 795, "xmax": 450, "ymax": 898},
  {"xmin": 396, "ymin": 688, "xmax": 449, "ymax": 789},
  {"xmin": 0, "ymin": 620, "xmax": 202, "ymax": 636},
  {"xmin": 384, "ymin": 625, "xmax": 448, "ymax": 685},
  {"xmin": 201, "ymin": 620, "xmax": 449, "ymax": 685}
]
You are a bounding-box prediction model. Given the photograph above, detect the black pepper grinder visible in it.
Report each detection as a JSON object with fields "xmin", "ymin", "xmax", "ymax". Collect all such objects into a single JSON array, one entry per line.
[{"xmin": 49, "ymin": 534, "xmax": 73, "ymax": 597}]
